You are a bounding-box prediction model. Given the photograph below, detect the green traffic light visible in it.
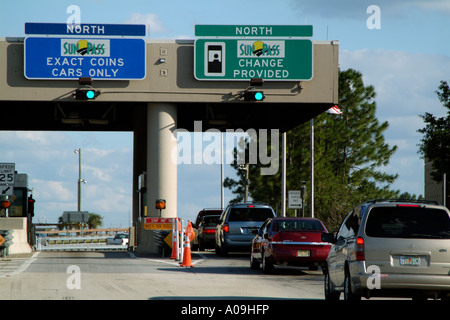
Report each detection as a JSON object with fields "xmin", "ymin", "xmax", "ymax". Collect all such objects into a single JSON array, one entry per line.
[
  {"xmin": 86, "ymin": 90, "xmax": 95, "ymax": 99},
  {"xmin": 254, "ymin": 92, "xmax": 264, "ymax": 101}
]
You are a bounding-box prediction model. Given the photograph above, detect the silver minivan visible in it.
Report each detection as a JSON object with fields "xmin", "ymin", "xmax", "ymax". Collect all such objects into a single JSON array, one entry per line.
[
  {"xmin": 321, "ymin": 199, "xmax": 450, "ymax": 300},
  {"xmin": 215, "ymin": 203, "xmax": 276, "ymax": 256}
]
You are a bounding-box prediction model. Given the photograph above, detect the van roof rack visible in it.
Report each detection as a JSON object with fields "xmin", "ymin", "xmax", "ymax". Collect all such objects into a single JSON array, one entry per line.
[{"xmin": 366, "ymin": 199, "xmax": 440, "ymax": 205}]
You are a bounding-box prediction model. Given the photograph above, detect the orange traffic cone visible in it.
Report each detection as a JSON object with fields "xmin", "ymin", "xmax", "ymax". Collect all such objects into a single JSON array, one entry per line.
[{"xmin": 180, "ymin": 234, "xmax": 194, "ymax": 267}]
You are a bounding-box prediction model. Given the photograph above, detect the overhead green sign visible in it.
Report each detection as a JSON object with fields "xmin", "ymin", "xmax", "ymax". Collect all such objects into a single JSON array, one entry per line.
[
  {"xmin": 195, "ymin": 25, "xmax": 313, "ymax": 38},
  {"xmin": 194, "ymin": 38, "xmax": 313, "ymax": 81}
]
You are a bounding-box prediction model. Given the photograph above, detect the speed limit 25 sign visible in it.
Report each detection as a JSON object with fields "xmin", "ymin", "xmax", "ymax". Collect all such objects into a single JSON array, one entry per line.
[{"xmin": 0, "ymin": 163, "xmax": 15, "ymax": 185}]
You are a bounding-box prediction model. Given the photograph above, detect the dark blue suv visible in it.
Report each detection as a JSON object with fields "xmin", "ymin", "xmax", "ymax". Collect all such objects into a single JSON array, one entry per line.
[{"xmin": 215, "ymin": 203, "xmax": 276, "ymax": 256}]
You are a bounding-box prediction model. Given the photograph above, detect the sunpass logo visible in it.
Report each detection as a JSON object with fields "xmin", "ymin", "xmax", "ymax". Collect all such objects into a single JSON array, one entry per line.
[
  {"xmin": 237, "ymin": 40, "xmax": 285, "ymax": 58},
  {"xmin": 61, "ymin": 39, "xmax": 110, "ymax": 57}
]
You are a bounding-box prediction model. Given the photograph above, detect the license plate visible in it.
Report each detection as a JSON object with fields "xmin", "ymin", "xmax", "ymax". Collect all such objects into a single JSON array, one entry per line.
[
  {"xmin": 399, "ymin": 256, "xmax": 420, "ymax": 266},
  {"xmin": 297, "ymin": 250, "xmax": 310, "ymax": 257}
]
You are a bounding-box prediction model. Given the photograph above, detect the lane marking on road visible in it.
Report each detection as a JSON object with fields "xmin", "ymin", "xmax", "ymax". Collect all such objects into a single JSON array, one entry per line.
[
  {"xmin": 128, "ymin": 251, "xmax": 205, "ymax": 267},
  {"xmin": 0, "ymin": 252, "xmax": 40, "ymax": 278}
]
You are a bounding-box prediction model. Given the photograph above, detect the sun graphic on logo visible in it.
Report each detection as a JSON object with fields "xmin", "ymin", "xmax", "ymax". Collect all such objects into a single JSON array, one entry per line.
[
  {"xmin": 76, "ymin": 40, "xmax": 89, "ymax": 55},
  {"xmin": 252, "ymin": 41, "xmax": 264, "ymax": 57}
]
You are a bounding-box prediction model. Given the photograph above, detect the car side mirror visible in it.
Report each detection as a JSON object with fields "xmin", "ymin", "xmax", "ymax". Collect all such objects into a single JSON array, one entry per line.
[{"xmin": 321, "ymin": 232, "xmax": 336, "ymax": 244}]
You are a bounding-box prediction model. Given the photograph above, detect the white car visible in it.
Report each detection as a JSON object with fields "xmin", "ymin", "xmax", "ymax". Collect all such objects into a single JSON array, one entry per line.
[{"xmin": 107, "ymin": 233, "xmax": 129, "ymax": 245}]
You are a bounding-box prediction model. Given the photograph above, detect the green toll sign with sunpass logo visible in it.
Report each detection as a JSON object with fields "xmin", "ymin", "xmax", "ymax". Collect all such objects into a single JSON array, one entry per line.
[
  {"xmin": 194, "ymin": 25, "xmax": 313, "ymax": 81},
  {"xmin": 194, "ymin": 38, "xmax": 313, "ymax": 81}
]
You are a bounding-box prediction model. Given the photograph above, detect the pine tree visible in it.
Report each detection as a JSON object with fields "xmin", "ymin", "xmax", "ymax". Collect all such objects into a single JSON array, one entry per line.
[
  {"xmin": 225, "ymin": 69, "xmax": 399, "ymax": 231},
  {"xmin": 418, "ymin": 80, "xmax": 450, "ymax": 181}
]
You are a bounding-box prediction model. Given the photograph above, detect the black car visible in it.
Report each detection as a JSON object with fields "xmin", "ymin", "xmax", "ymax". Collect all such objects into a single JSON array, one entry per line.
[{"xmin": 197, "ymin": 215, "xmax": 220, "ymax": 251}]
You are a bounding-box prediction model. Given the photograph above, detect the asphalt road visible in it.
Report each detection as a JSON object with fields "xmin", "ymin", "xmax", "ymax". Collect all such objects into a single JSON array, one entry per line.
[{"xmin": 0, "ymin": 250, "xmax": 325, "ymax": 300}]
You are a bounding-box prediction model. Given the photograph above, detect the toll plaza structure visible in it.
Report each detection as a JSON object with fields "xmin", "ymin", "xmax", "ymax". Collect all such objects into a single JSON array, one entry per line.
[{"xmin": 0, "ymin": 23, "xmax": 339, "ymax": 254}]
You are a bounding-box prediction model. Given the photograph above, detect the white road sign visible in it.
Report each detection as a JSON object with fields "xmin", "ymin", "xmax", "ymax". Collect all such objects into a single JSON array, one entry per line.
[
  {"xmin": 288, "ymin": 190, "xmax": 302, "ymax": 209},
  {"xmin": 0, "ymin": 163, "xmax": 15, "ymax": 186}
]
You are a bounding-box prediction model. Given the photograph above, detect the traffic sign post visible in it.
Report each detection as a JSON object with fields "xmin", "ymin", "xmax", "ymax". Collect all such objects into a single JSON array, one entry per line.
[{"xmin": 24, "ymin": 37, "xmax": 146, "ymax": 80}]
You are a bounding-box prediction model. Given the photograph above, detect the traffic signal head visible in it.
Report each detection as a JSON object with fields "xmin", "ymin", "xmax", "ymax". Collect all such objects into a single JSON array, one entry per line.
[
  {"xmin": 74, "ymin": 88, "xmax": 100, "ymax": 100},
  {"xmin": 28, "ymin": 195, "xmax": 35, "ymax": 216},
  {"xmin": 1, "ymin": 200, "xmax": 10, "ymax": 209},
  {"xmin": 243, "ymin": 91, "xmax": 265, "ymax": 101},
  {"xmin": 155, "ymin": 199, "xmax": 166, "ymax": 210}
]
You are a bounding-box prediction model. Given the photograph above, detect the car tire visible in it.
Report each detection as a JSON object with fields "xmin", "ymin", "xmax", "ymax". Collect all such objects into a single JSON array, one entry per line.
[
  {"xmin": 215, "ymin": 242, "xmax": 221, "ymax": 255},
  {"xmin": 250, "ymin": 252, "xmax": 260, "ymax": 270},
  {"xmin": 344, "ymin": 267, "xmax": 361, "ymax": 301},
  {"xmin": 262, "ymin": 251, "xmax": 273, "ymax": 274},
  {"xmin": 220, "ymin": 245, "xmax": 228, "ymax": 257},
  {"xmin": 324, "ymin": 269, "xmax": 340, "ymax": 301}
]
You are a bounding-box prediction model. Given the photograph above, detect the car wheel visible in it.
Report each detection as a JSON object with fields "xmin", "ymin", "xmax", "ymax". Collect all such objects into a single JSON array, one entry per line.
[
  {"xmin": 344, "ymin": 267, "xmax": 361, "ymax": 301},
  {"xmin": 250, "ymin": 252, "xmax": 260, "ymax": 270},
  {"xmin": 220, "ymin": 245, "xmax": 228, "ymax": 257},
  {"xmin": 215, "ymin": 243, "xmax": 221, "ymax": 255},
  {"xmin": 324, "ymin": 269, "xmax": 340, "ymax": 301},
  {"xmin": 262, "ymin": 250, "xmax": 273, "ymax": 274}
]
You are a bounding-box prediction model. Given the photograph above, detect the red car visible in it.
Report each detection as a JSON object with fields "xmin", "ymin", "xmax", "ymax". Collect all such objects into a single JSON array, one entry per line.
[{"xmin": 250, "ymin": 217, "xmax": 331, "ymax": 274}]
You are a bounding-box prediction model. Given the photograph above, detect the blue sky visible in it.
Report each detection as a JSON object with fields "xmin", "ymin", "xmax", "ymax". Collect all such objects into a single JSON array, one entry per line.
[{"xmin": 1, "ymin": 0, "xmax": 449, "ymax": 227}]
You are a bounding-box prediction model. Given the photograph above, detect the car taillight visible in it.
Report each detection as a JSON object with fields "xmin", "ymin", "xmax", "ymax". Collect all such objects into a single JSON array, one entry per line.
[
  {"xmin": 356, "ymin": 237, "xmax": 365, "ymax": 261},
  {"xmin": 271, "ymin": 233, "xmax": 280, "ymax": 242},
  {"xmin": 223, "ymin": 224, "xmax": 229, "ymax": 233},
  {"xmin": 203, "ymin": 229, "xmax": 215, "ymax": 234}
]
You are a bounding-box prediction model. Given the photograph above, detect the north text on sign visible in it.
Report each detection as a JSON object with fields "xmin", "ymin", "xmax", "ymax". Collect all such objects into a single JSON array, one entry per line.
[{"xmin": 236, "ymin": 26, "xmax": 273, "ymax": 36}]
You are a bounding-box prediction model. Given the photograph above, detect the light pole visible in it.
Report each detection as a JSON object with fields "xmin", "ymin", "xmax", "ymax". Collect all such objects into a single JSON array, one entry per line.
[
  {"xmin": 74, "ymin": 148, "xmax": 87, "ymax": 212},
  {"xmin": 309, "ymin": 105, "xmax": 342, "ymax": 218},
  {"xmin": 239, "ymin": 163, "xmax": 249, "ymax": 202}
]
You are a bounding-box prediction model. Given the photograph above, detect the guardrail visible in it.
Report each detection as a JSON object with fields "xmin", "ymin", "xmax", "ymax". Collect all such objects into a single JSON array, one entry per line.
[
  {"xmin": 40, "ymin": 243, "xmax": 128, "ymax": 251},
  {"xmin": 37, "ymin": 235, "xmax": 129, "ymax": 251},
  {"xmin": 37, "ymin": 228, "xmax": 128, "ymax": 235},
  {"xmin": 45, "ymin": 236, "xmax": 110, "ymax": 245}
]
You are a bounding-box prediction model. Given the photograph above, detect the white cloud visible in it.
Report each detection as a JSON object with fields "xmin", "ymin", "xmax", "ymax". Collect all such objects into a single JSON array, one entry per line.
[
  {"xmin": 414, "ymin": 0, "xmax": 450, "ymax": 14},
  {"xmin": 339, "ymin": 48, "xmax": 450, "ymax": 196},
  {"xmin": 340, "ymin": 49, "xmax": 450, "ymax": 119},
  {"xmin": 124, "ymin": 13, "xmax": 168, "ymax": 33},
  {"xmin": 290, "ymin": 0, "xmax": 450, "ymax": 19},
  {"xmin": 32, "ymin": 179, "xmax": 74, "ymax": 202}
]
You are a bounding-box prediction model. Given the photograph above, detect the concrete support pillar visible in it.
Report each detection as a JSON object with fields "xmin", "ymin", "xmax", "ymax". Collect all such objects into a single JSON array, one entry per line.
[
  {"xmin": 147, "ymin": 102, "xmax": 177, "ymax": 218},
  {"xmin": 136, "ymin": 103, "xmax": 177, "ymax": 255}
]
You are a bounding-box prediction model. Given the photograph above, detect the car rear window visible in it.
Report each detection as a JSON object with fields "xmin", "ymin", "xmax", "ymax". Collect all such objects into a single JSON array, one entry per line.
[
  {"xmin": 201, "ymin": 216, "xmax": 220, "ymax": 226},
  {"xmin": 365, "ymin": 206, "xmax": 450, "ymax": 239},
  {"xmin": 228, "ymin": 208, "xmax": 274, "ymax": 222},
  {"xmin": 274, "ymin": 220, "xmax": 324, "ymax": 232},
  {"xmin": 196, "ymin": 210, "xmax": 222, "ymax": 225}
]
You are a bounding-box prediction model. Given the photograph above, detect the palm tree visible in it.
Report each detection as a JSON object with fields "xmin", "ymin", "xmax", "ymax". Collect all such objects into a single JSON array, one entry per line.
[{"xmin": 87, "ymin": 213, "xmax": 103, "ymax": 229}]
